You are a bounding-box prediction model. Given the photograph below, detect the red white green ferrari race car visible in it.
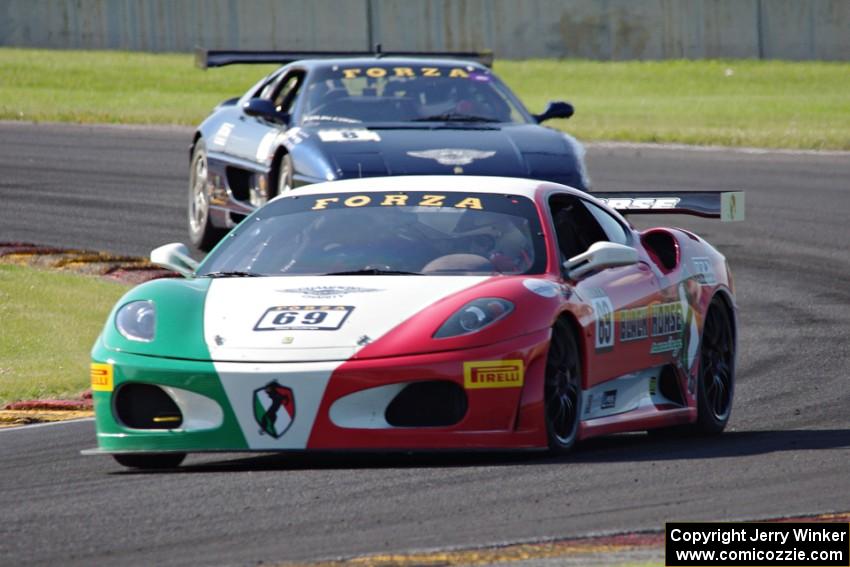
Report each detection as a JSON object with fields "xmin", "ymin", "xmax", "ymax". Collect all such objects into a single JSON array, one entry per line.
[{"xmin": 86, "ymin": 176, "xmax": 743, "ymax": 469}]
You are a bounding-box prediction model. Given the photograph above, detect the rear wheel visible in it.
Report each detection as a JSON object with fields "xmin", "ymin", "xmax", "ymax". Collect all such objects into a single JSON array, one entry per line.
[
  {"xmin": 188, "ymin": 140, "xmax": 226, "ymax": 251},
  {"xmin": 113, "ymin": 453, "xmax": 186, "ymax": 470},
  {"xmin": 694, "ymin": 298, "xmax": 735, "ymax": 433},
  {"xmin": 544, "ymin": 320, "xmax": 582, "ymax": 454}
]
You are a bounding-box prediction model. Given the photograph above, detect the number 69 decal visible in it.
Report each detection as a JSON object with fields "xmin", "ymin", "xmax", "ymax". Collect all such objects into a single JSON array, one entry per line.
[
  {"xmin": 591, "ymin": 296, "xmax": 615, "ymax": 350},
  {"xmin": 254, "ymin": 306, "xmax": 354, "ymax": 331}
]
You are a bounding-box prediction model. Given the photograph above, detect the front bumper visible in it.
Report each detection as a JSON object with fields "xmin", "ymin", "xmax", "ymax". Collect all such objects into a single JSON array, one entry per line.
[{"xmin": 90, "ymin": 329, "xmax": 552, "ymax": 454}]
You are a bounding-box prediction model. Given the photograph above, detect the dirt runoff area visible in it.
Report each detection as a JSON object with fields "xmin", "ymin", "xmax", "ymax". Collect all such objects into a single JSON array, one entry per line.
[{"xmin": 0, "ymin": 241, "xmax": 175, "ymax": 284}]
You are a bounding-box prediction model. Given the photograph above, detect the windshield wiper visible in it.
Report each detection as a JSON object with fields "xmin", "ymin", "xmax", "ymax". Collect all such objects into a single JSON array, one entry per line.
[
  {"xmin": 322, "ymin": 268, "xmax": 423, "ymax": 276},
  {"xmin": 203, "ymin": 270, "xmax": 262, "ymax": 278},
  {"xmin": 411, "ymin": 112, "xmax": 500, "ymax": 123}
]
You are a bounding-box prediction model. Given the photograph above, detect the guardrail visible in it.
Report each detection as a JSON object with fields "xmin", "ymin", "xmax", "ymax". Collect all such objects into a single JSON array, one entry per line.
[{"xmin": 1, "ymin": 0, "xmax": 847, "ymax": 60}]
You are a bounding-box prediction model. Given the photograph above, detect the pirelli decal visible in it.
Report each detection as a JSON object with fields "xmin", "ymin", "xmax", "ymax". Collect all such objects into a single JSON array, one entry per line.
[
  {"xmin": 312, "ymin": 194, "xmax": 483, "ymax": 210},
  {"xmin": 464, "ymin": 360, "xmax": 524, "ymax": 389},
  {"xmin": 90, "ymin": 363, "xmax": 114, "ymax": 392}
]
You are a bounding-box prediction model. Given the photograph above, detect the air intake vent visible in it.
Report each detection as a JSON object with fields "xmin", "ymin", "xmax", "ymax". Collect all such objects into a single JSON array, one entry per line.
[
  {"xmin": 641, "ymin": 230, "xmax": 679, "ymax": 271},
  {"xmin": 659, "ymin": 365, "xmax": 685, "ymax": 406},
  {"xmin": 385, "ymin": 381, "xmax": 467, "ymax": 427},
  {"xmin": 114, "ymin": 383, "xmax": 183, "ymax": 429},
  {"xmin": 225, "ymin": 167, "xmax": 252, "ymax": 202}
]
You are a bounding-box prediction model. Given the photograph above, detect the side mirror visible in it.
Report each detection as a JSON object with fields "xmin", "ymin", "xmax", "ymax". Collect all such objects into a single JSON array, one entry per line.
[
  {"xmin": 243, "ymin": 98, "xmax": 288, "ymax": 123},
  {"xmin": 533, "ymin": 101, "xmax": 575, "ymax": 123},
  {"xmin": 563, "ymin": 241, "xmax": 638, "ymax": 279},
  {"xmin": 150, "ymin": 243, "xmax": 199, "ymax": 278}
]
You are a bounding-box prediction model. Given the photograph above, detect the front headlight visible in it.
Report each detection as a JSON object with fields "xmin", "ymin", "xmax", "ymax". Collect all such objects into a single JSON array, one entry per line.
[
  {"xmin": 434, "ymin": 298, "xmax": 513, "ymax": 339},
  {"xmin": 115, "ymin": 300, "xmax": 156, "ymax": 342}
]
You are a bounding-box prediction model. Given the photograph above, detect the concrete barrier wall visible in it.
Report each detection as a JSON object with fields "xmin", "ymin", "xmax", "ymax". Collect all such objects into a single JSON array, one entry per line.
[{"xmin": 1, "ymin": 0, "xmax": 848, "ymax": 60}]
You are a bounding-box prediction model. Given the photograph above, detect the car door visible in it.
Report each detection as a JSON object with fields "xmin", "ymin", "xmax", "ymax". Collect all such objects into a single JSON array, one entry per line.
[
  {"xmin": 549, "ymin": 193, "xmax": 670, "ymax": 391},
  {"xmin": 226, "ymin": 69, "xmax": 306, "ymax": 164}
]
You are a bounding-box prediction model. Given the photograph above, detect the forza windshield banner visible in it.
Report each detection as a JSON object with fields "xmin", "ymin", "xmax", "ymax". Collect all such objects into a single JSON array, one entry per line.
[{"xmin": 665, "ymin": 522, "xmax": 849, "ymax": 566}]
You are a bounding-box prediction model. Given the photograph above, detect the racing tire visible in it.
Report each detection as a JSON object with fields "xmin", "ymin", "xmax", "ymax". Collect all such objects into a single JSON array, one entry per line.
[
  {"xmin": 276, "ymin": 153, "xmax": 294, "ymax": 196},
  {"xmin": 693, "ymin": 298, "xmax": 735, "ymax": 434},
  {"xmin": 113, "ymin": 453, "xmax": 186, "ymax": 470},
  {"xmin": 544, "ymin": 320, "xmax": 583, "ymax": 454},
  {"xmin": 188, "ymin": 140, "xmax": 226, "ymax": 251}
]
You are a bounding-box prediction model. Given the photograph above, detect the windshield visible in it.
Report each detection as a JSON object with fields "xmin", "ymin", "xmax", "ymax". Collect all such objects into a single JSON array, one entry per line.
[
  {"xmin": 298, "ymin": 64, "xmax": 531, "ymax": 126},
  {"xmin": 199, "ymin": 191, "xmax": 546, "ymax": 277}
]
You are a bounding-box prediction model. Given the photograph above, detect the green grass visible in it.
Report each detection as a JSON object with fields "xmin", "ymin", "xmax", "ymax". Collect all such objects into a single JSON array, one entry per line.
[
  {"xmin": 0, "ymin": 264, "xmax": 128, "ymax": 404},
  {"xmin": 513, "ymin": 59, "xmax": 850, "ymax": 150},
  {"xmin": 0, "ymin": 48, "xmax": 279, "ymax": 125},
  {"xmin": 0, "ymin": 48, "xmax": 848, "ymax": 148}
]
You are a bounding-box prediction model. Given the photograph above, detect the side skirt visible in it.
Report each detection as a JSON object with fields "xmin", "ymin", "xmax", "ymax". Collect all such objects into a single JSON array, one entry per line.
[{"xmin": 577, "ymin": 366, "xmax": 695, "ymax": 441}]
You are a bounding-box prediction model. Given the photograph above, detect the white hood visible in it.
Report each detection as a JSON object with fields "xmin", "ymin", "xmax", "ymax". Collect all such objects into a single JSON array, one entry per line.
[{"xmin": 204, "ymin": 275, "xmax": 487, "ymax": 362}]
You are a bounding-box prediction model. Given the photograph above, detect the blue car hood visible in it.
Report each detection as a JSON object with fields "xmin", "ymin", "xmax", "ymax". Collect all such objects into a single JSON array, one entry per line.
[{"xmin": 295, "ymin": 124, "xmax": 583, "ymax": 187}]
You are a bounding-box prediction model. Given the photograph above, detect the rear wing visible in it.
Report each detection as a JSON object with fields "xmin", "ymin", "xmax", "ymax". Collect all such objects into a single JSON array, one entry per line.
[
  {"xmin": 593, "ymin": 191, "xmax": 745, "ymax": 222},
  {"xmin": 195, "ymin": 46, "xmax": 494, "ymax": 69}
]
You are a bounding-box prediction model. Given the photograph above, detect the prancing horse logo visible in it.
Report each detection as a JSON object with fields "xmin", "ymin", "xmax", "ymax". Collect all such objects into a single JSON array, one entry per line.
[{"xmin": 253, "ymin": 381, "xmax": 295, "ymax": 438}]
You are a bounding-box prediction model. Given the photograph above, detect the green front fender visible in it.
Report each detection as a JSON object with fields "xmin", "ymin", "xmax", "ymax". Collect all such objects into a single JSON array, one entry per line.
[{"xmin": 91, "ymin": 341, "xmax": 249, "ymax": 452}]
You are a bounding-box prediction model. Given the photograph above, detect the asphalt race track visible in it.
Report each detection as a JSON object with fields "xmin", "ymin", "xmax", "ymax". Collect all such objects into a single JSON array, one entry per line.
[{"xmin": 1, "ymin": 122, "xmax": 849, "ymax": 566}]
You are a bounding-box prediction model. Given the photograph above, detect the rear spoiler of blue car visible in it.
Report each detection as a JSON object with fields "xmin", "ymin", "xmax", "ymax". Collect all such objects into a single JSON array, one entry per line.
[
  {"xmin": 195, "ymin": 46, "xmax": 494, "ymax": 69},
  {"xmin": 593, "ymin": 191, "xmax": 745, "ymax": 221}
]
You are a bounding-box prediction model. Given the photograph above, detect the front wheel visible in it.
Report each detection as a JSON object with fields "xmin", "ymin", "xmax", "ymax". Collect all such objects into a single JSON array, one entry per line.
[
  {"xmin": 113, "ymin": 453, "xmax": 186, "ymax": 470},
  {"xmin": 544, "ymin": 320, "xmax": 583, "ymax": 454},
  {"xmin": 188, "ymin": 139, "xmax": 226, "ymax": 251}
]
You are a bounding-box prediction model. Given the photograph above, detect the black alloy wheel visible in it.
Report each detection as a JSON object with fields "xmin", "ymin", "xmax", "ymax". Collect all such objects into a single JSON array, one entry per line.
[
  {"xmin": 544, "ymin": 320, "xmax": 583, "ymax": 454},
  {"xmin": 694, "ymin": 298, "xmax": 735, "ymax": 433}
]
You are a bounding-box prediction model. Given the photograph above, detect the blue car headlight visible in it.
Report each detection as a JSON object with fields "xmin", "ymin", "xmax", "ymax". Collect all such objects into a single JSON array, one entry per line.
[
  {"xmin": 434, "ymin": 298, "xmax": 513, "ymax": 338},
  {"xmin": 115, "ymin": 300, "xmax": 156, "ymax": 342}
]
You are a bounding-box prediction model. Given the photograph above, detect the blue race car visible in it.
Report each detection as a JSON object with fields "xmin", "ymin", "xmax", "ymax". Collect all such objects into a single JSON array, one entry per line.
[{"xmin": 189, "ymin": 48, "xmax": 588, "ymax": 250}]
